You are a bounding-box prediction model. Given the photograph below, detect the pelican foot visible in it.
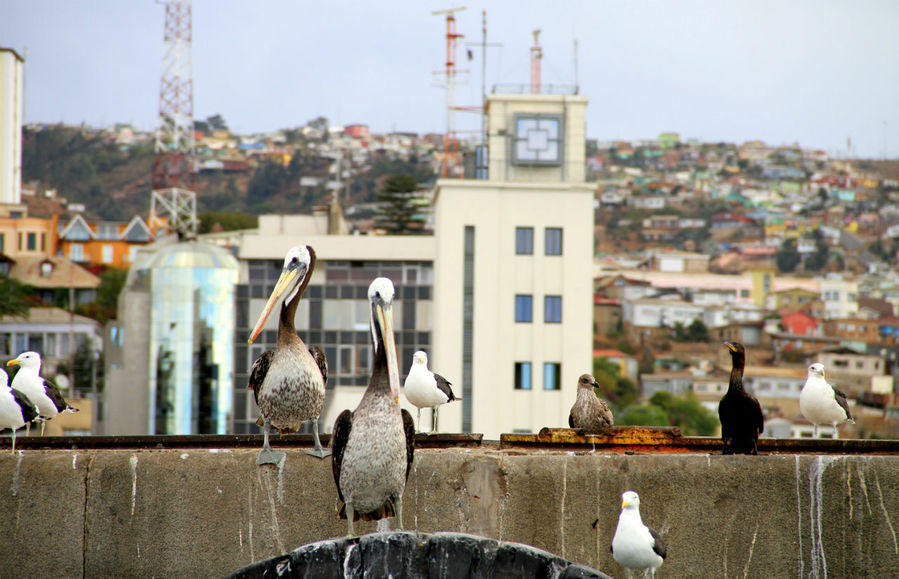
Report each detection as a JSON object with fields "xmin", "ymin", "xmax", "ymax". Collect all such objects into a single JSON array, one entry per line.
[
  {"xmin": 257, "ymin": 448, "xmax": 286, "ymax": 466},
  {"xmin": 304, "ymin": 447, "xmax": 332, "ymax": 459}
]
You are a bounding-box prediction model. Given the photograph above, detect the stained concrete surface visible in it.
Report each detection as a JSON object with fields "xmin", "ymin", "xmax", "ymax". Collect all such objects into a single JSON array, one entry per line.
[{"xmin": 0, "ymin": 448, "xmax": 898, "ymax": 577}]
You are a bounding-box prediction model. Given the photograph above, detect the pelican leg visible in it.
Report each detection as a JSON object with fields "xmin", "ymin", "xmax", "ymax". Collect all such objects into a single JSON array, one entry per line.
[
  {"xmin": 346, "ymin": 502, "xmax": 356, "ymax": 538},
  {"xmin": 429, "ymin": 407, "xmax": 439, "ymax": 435},
  {"xmin": 394, "ymin": 495, "xmax": 404, "ymax": 531},
  {"xmin": 304, "ymin": 419, "xmax": 331, "ymax": 459},
  {"xmin": 257, "ymin": 418, "xmax": 286, "ymax": 466}
]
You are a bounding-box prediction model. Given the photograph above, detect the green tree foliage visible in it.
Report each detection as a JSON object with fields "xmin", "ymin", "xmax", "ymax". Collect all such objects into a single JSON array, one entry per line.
[
  {"xmin": 617, "ymin": 391, "xmax": 718, "ymax": 435},
  {"xmin": 804, "ymin": 229, "xmax": 830, "ymax": 271},
  {"xmin": 247, "ymin": 159, "xmax": 288, "ymax": 205},
  {"xmin": 206, "ymin": 114, "xmax": 229, "ymax": 132},
  {"xmin": 593, "ymin": 357, "xmax": 639, "ymax": 412},
  {"xmin": 198, "ymin": 212, "xmax": 258, "ymax": 234},
  {"xmin": 672, "ymin": 319, "xmax": 710, "ymax": 342},
  {"xmin": 96, "ymin": 268, "xmax": 128, "ymax": 310},
  {"xmin": 0, "ymin": 276, "xmax": 32, "ymax": 317},
  {"xmin": 373, "ymin": 175, "xmax": 429, "ymax": 234},
  {"xmin": 776, "ymin": 238, "xmax": 801, "ymax": 273}
]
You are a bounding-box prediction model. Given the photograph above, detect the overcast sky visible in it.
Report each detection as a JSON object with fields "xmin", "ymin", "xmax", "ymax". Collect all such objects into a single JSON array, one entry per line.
[{"xmin": 3, "ymin": 0, "xmax": 898, "ymax": 158}]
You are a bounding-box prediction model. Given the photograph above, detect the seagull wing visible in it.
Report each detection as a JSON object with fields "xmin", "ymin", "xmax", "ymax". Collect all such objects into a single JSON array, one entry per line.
[
  {"xmin": 309, "ymin": 345, "xmax": 328, "ymax": 388},
  {"xmin": 11, "ymin": 388, "xmax": 38, "ymax": 423},
  {"xmin": 331, "ymin": 409, "xmax": 353, "ymax": 505},
  {"xmin": 433, "ymin": 373, "xmax": 458, "ymax": 401},
  {"xmin": 831, "ymin": 382, "xmax": 852, "ymax": 421},
  {"xmin": 402, "ymin": 408, "xmax": 416, "ymax": 482},
  {"xmin": 649, "ymin": 527, "xmax": 667, "ymax": 560},
  {"xmin": 43, "ymin": 380, "xmax": 76, "ymax": 413}
]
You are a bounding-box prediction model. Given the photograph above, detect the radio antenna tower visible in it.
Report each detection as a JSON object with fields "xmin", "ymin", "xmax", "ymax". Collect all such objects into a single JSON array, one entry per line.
[
  {"xmin": 530, "ymin": 29, "xmax": 542, "ymax": 94},
  {"xmin": 432, "ymin": 6, "xmax": 467, "ymax": 178},
  {"xmin": 150, "ymin": 0, "xmax": 198, "ymax": 239}
]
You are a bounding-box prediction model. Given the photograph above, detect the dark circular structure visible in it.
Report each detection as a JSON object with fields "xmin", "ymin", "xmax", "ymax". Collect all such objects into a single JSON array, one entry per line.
[{"xmin": 228, "ymin": 531, "xmax": 611, "ymax": 578}]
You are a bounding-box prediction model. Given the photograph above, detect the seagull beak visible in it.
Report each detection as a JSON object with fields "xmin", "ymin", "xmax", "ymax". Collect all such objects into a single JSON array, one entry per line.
[
  {"xmin": 621, "ymin": 499, "xmax": 630, "ymax": 508},
  {"xmin": 6, "ymin": 359, "xmax": 19, "ymax": 367},
  {"xmin": 592, "ymin": 381, "xmax": 600, "ymax": 389},
  {"xmin": 248, "ymin": 266, "xmax": 302, "ymax": 344},
  {"xmin": 375, "ymin": 301, "xmax": 400, "ymax": 403}
]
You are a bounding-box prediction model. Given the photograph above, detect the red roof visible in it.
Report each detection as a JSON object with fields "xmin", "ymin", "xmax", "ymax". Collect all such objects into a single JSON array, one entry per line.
[{"xmin": 593, "ymin": 349, "xmax": 629, "ymax": 358}]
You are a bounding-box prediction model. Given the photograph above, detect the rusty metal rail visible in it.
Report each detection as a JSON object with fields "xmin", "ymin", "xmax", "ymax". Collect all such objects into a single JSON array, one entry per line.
[
  {"xmin": 1, "ymin": 427, "xmax": 898, "ymax": 455},
  {"xmin": 0, "ymin": 432, "xmax": 484, "ymax": 451},
  {"xmin": 500, "ymin": 427, "xmax": 899, "ymax": 455}
]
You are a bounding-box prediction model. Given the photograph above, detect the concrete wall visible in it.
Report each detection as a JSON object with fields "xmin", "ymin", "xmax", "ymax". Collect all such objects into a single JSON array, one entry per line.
[{"xmin": 1, "ymin": 448, "xmax": 898, "ymax": 577}]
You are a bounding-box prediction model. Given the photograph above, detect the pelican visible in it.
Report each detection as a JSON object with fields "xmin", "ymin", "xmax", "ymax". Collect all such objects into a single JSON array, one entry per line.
[
  {"xmin": 0, "ymin": 370, "xmax": 38, "ymax": 453},
  {"xmin": 248, "ymin": 244, "xmax": 329, "ymax": 464},
  {"xmin": 800, "ymin": 363, "xmax": 854, "ymax": 438},
  {"xmin": 403, "ymin": 350, "xmax": 460, "ymax": 434},
  {"xmin": 331, "ymin": 277, "xmax": 415, "ymax": 537},
  {"xmin": 7, "ymin": 351, "xmax": 79, "ymax": 435}
]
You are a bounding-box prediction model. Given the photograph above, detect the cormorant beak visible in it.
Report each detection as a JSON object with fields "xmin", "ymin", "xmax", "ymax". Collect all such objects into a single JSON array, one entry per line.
[
  {"xmin": 248, "ymin": 264, "xmax": 305, "ymax": 344},
  {"xmin": 374, "ymin": 301, "xmax": 400, "ymax": 403},
  {"xmin": 6, "ymin": 359, "xmax": 19, "ymax": 367},
  {"xmin": 723, "ymin": 341, "xmax": 737, "ymax": 352}
]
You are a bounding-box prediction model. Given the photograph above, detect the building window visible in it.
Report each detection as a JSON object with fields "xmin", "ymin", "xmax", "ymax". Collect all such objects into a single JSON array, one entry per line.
[
  {"xmin": 514, "ymin": 362, "xmax": 532, "ymax": 390},
  {"xmin": 0, "ymin": 233, "xmax": 4, "ymax": 252},
  {"xmin": 102, "ymin": 244, "xmax": 114, "ymax": 264},
  {"xmin": 545, "ymin": 295, "xmax": 562, "ymax": 323},
  {"xmin": 70, "ymin": 245, "xmax": 84, "ymax": 262},
  {"xmin": 515, "ymin": 294, "xmax": 533, "ymax": 323},
  {"xmin": 515, "ymin": 227, "xmax": 534, "ymax": 255},
  {"xmin": 545, "ymin": 228, "xmax": 562, "ymax": 255},
  {"xmin": 543, "ymin": 363, "xmax": 561, "ymax": 390},
  {"xmin": 512, "ymin": 114, "xmax": 562, "ymax": 166},
  {"xmin": 27, "ymin": 232, "xmax": 37, "ymax": 251}
]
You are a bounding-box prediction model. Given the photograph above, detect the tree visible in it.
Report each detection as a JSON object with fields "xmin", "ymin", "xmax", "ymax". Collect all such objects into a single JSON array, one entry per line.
[
  {"xmin": 776, "ymin": 238, "xmax": 801, "ymax": 273},
  {"xmin": 247, "ymin": 159, "xmax": 288, "ymax": 205},
  {"xmin": 649, "ymin": 391, "xmax": 718, "ymax": 435},
  {"xmin": 593, "ymin": 357, "xmax": 639, "ymax": 412},
  {"xmin": 804, "ymin": 228, "xmax": 830, "ymax": 271},
  {"xmin": 373, "ymin": 175, "xmax": 429, "ymax": 234},
  {"xmin": 0, "ymin": 277, "xmax": 32, "ymax": 317},
  {"xmin": 206, "ymin": 114, "xmax": 229, "ymax": 132}
]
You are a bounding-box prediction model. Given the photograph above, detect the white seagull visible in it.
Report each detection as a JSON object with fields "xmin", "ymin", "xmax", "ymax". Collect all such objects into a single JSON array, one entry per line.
[
  {"xmin": 7, "ymin": 351, "xmax": 79, "ymax": 435},
  {"xmin": 402, "ymin": 350, "xmax": 460, "ymax": 434},
  {"xmin": 611, "ymin": 490, "xmax": 667, "ymax": 579},
  {"xmin": 800, "ymin": 362, "xmax": 854, "ymax": 438},
  {"xmin": 0, "ymin": 370, "xmax": 39, "ymax": 453}
]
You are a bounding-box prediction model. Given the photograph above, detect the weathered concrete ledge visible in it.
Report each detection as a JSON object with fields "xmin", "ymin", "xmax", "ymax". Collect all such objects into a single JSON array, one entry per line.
[{"xmin": 1, "ymin": 446, "xmax": 898, "ymax": 577}]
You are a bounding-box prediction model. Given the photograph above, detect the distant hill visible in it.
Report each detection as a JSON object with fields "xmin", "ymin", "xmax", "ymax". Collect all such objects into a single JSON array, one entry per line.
[{"xmin": 22, "ymin": 125, "xmax": 437, "ymax": 222}]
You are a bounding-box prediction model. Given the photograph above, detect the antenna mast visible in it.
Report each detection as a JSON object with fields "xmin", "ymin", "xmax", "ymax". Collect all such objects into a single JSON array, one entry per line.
[
  {"xmin": 150, "ymin": 0, "xmax": 198, "ymax": 239},
  {"xmin": 432, "ymin": 6, "xmax": 467, "ymax": 178},
  {"xmin": 530, "ymin": 29, "xmax": 542, "ymax": 94}
]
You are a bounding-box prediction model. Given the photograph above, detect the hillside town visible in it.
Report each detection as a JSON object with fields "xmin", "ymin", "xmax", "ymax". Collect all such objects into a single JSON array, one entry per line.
[{"xmin": 4, "ymin": 105, "xmax": 899, "ymax": 439}]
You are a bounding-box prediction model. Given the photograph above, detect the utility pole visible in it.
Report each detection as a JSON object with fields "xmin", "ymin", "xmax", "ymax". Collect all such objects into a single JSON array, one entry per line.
[{"xmin": 465, "ymin": 10, "xmax": 502, "ymax": 146}]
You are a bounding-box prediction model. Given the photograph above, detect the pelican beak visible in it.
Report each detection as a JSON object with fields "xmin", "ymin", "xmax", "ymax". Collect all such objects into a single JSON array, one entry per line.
[
  {"xmin": 375, "ymin": 301, "xmax": 400, "ymax": 403},
  {"xmin": 6, "ymin": 359, "xmax": 19, "ymax": 367},
  {"xmin": 248, "ymin": 266, "xmax": 303, "ymax": 344}
]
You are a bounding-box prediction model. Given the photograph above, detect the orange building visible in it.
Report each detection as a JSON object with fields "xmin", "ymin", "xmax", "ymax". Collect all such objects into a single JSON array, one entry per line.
[
  {"xmin": 0, "ymin": 204, "xmax": 56, "ymax": 259},
  {"xmin": 57, "ymin": 214, "xmax": 153, "ymax": 268}
]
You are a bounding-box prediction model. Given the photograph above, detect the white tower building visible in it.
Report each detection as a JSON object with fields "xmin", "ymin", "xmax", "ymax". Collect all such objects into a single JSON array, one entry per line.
[{"xmin": 0, "ymin": 48, "xmax": 24, "ymax": 206}]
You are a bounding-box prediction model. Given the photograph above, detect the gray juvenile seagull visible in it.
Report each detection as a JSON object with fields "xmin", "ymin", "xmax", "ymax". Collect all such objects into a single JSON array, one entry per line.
[
  {"xmin": 611, "ymin": 490, "xmax": 667, "ymax": 579},
  {"xmin": 7, "ymin": 351, "xmax": 79, "ymax": 436},
  {"xmin": 800, "ymin": 362, "xmax": 854, "ymax": 438},
  {"xmin": 248, "ymin": 244, "xmax": 329, "ymax": 464},
  {"xmin": 0, "ymin": 370, "xmax": 39, "ymax": 453},
  {"xmin": 331, "ymin": 277, "xmax": 415, "ymax": 537},
  {"xmin": 403, "ymin": 350, "xmax": 460, "ymax": 434},
  {"xmin": 568, "ymin": 373, "xmax": 614, "ymax": 434}
]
